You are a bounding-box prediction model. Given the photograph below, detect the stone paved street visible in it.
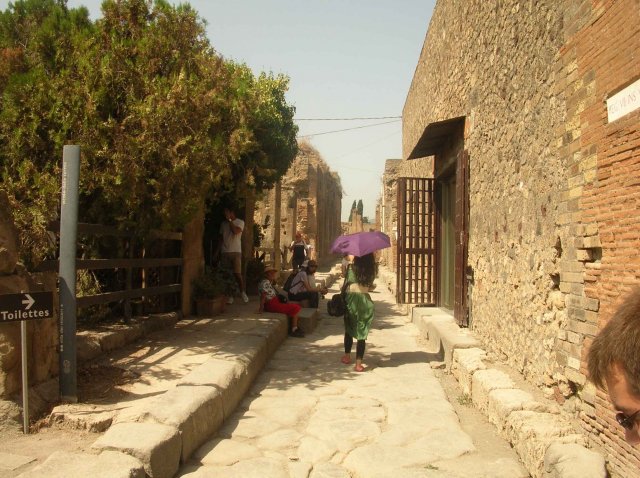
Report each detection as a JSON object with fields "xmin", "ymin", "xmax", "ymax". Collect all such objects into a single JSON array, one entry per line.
[{"xmin": 178, "ymin": 280, "xmax": 529, "ymax": 478}]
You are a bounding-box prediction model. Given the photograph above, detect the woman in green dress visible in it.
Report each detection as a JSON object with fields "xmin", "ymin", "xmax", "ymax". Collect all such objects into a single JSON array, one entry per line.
[{"xmin": 341, "ymin": 253, "xmax": 377, "ymax": 372}]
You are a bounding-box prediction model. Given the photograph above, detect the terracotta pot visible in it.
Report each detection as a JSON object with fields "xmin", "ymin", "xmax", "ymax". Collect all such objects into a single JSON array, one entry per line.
[{"xmin": 196, "ymin": 296, "xmax": 226, "ymax": 317}]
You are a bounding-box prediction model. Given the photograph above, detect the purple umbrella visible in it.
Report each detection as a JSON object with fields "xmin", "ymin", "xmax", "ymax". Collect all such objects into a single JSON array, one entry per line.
[{"xmin": 330, "ymin": 231, "xmax": 391, "ymax": 257}]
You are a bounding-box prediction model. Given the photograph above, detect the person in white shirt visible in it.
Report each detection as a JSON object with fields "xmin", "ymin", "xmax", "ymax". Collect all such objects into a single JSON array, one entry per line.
[
  {"xmin": 287, "ymin": 260, "xmax": 328, "ymax": 308},
  {"xmin": 217, "ymin": 206, "xmax": 249, "ymax": 304}
]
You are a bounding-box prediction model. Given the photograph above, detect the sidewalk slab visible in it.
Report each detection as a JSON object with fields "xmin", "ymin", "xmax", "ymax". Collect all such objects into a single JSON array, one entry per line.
[
  {"xmin": 0, "ymin": 452, "xmax": 36, "ymax": 471},
  {"xmin": 16, "ymin": 451, "xmax": 145, "ymax": 478}
]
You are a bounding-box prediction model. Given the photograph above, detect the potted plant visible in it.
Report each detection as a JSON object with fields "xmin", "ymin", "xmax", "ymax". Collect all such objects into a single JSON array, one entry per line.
[{"xmin": 193, "ymin": 266, "xmax": 236, "ymax": 316}]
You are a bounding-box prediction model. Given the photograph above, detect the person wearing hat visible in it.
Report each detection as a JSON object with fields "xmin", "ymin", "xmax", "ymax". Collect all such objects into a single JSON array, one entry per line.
[
  {"xmin": 287, "ymin": 259, "xmax": 328, "ymax": 309},
  {"xmin": 258, "ymin": 266, "xmax": 304, "ymax": 337}
]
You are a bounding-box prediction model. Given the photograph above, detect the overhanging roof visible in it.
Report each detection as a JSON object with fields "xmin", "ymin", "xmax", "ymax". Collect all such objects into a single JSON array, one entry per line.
[{"xmin": 408, "ymin": 116, "xmax": 466, "ymax": 159}]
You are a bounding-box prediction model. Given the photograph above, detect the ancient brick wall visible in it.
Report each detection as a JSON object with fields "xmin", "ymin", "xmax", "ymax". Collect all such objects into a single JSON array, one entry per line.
[
  {"xmin": 403, "ymin": 1, "xmax": 640, "ymax": 475},
  {"xmin": 558, "ymin": 0, "xmax": 640, "ymax": 474}
]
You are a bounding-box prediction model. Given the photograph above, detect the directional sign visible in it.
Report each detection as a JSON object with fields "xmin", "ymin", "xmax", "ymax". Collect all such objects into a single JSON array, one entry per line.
[{"xmin": 0, "ymin": 292, "xmax": 54, "ymax": 323}]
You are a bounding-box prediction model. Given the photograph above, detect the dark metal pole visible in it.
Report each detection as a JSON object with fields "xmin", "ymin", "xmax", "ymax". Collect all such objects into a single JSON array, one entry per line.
[
  {"xmin": 59, "ymin": 145, "xmax": 80, "ymax": 402},
  {"xmin": 21, "ymin": 320, "xmax": 29, "ymax": 433}
]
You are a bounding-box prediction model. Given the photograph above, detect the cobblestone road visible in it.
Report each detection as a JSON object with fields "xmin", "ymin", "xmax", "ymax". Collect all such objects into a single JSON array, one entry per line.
[{"xmin": 179, "ymin": 280, "xmax": 529, "ymax": 478}]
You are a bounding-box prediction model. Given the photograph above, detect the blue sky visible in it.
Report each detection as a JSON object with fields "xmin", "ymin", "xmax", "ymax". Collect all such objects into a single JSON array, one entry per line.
[{"xmin": 2, "ymin": 0, "xmax": 435, "ymax": 221}]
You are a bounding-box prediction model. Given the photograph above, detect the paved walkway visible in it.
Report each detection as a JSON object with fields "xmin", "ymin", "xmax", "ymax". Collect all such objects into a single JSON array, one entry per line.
[{"xmin": 178, "ymin": 279, "xmax": 528, "ymax": 477}]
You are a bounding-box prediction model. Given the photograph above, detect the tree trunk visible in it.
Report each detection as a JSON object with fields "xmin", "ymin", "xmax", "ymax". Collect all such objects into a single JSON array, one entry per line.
[{"xmin": 181, "ymin": 205, "xmax": 205, "ymax": 318}]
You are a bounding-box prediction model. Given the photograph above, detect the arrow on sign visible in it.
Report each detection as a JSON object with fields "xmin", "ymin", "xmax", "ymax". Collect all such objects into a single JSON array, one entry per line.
[{"xmin": 22, "ymin": 294, "xmax": 35, "ymax": 310}]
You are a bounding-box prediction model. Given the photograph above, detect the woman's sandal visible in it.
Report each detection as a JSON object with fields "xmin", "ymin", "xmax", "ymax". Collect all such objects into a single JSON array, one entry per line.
[
  {"xmin": 354, "ymin": 364, "xmax": 365, "ymax": 372},
  {"xmin": 340, "ymin": 355, "xmax": 351, "ymax": 365}
]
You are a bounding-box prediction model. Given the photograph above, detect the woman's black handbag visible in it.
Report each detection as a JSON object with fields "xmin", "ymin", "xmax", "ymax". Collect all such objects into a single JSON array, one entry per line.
[
  {"xmin": 327, "ymin": 268, "xmax": 350, "ymax": 316},
  {"xmin": 327, "ymin": 293, "xmax": 345, "ymax": 316},
  {"xmin": 277, "ymin": 293, "xmax": 288, "ymax": 303}
]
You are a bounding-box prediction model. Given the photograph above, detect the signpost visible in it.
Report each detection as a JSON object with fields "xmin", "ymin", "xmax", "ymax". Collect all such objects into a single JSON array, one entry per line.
[
  {"xmin": 59, "ymin": 145, "xmax": 80, "ymax": 403},
  {"xmin": 0, "ymin": 291, "xmax": 54, "ymax": 434},
  {"xmin": 0, "ymin": 292, "xmax": 54, "ymax": 322}
]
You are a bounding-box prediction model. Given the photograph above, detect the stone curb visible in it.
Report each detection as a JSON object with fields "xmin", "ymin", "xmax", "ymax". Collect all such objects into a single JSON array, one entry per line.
[
  {"xmin": 410, "ymin": 305, "xmax": 607, "ymax": 478},
  {"xmin": 17, "ymin": 311, "xmax": 302, "ymax": 478},
  {"xmin": 18, "ymin": 267, "xmax": 361, "ymax": 477},
  {"xmin": 412, "ymin": 307, "xmax": 479, "ymax": 366}
]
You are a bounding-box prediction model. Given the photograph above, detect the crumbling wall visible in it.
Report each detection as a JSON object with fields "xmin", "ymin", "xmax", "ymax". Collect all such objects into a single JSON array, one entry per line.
[
  {"xmin": 255, "ymin": 141, "xmax": 342, "ymax": 266},
  {"xmin": 0, "ymin": 192, "xmax": 58, "ymax": 403}
]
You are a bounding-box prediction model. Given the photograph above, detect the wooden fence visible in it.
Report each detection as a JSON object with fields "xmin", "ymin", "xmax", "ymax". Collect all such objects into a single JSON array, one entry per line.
[{"xmin": 37, "ymin": 222, "xmax": 182, "ymax": 320}]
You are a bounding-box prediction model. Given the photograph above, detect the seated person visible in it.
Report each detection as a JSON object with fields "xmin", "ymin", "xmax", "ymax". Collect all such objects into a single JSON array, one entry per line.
[
  {"xmin": 288, "ymin": 260, "xmax": 328, "ymax": 309},
  {"xmin": 258, "ymin": 266, "xmax": 304, "ymax": 337}
]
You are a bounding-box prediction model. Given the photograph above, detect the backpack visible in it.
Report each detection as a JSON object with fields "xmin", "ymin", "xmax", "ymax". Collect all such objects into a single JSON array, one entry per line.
[{"xmin": 282, "ymin": 271, "xmax": 298, "ymax": 292}]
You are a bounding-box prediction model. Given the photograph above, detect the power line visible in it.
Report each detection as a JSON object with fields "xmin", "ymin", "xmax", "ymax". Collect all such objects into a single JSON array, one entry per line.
[
  {"xmin": 298, "ymin": 119, "xmax": 401, "ymax": 138},
  {"xmin": 294, "ymin": 115, "xmax": 401, "ymax": 121}
]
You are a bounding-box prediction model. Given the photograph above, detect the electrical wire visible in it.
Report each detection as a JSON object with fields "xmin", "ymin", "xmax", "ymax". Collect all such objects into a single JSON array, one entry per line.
[
  {"xmin": 295, "ymin": 115, "xmax": 401, "ymax": 121},
  {"xmin": 298, "ymin": 119, "xmax": 401, "ymax": 138}
]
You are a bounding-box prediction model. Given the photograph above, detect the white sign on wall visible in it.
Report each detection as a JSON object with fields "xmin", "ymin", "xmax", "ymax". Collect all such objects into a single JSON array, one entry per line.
[{"xmin": 607, "ymin": 78, "xmax": 640, "ymax": 123}]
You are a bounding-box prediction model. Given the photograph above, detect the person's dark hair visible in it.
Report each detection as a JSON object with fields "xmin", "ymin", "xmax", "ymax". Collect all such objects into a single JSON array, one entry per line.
[
  {"xmin": 353, "ymin": 254, "xmax": 377, "ymax": 287},
  {"xmin": 588, "ymin": 287, "xmax": 640, "ymax": 396}
]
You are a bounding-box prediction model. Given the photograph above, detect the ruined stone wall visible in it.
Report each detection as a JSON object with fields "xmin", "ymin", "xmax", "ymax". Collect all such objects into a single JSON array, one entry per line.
[
  {"xmin": 0, "ymin": 192, "xmax": 58, "ymax": 402},
  {"xmin": 403, "ymin": 0, "xmax": 568, "ymax": 393},
  {"xmin": 255, "ymin": 142, "xmax": 342, "ymax": 267}
]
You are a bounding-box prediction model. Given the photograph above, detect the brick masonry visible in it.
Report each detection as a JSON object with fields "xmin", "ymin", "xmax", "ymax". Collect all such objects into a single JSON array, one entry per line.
[{"xmin": 402, "ymin": 1, "xmax": 640, "ymax": 475}]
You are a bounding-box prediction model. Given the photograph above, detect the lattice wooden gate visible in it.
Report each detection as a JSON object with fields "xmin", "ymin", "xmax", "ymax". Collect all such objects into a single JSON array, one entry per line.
[{"xmin": 396, "ymin": 177, "xmax": 437, "ymax": 305}]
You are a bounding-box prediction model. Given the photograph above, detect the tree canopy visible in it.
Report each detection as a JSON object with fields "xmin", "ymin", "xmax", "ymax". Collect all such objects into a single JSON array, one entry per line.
[{"xmin": 0, "ymin": 0, "xmax": 298, "ymax": 266}]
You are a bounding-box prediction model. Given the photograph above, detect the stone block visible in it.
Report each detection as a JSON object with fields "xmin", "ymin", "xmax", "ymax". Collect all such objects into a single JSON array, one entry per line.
[
  {"xmin": 76, "ymin": 333, "xmax": 102, "ymax": 363},
  {"xmin": 582, "ymin": 236, "xmax": 601, "ymax": 248},
  {"xmin": 543, "ymin": 442, "xmax": 606, "ymax": 478},
  {"xmin": 471, "ymin": 369, "xmax": 515, "ymax": 413},
  {"xmin": 178, "ymin": 358, "xmax": 251, "ymax": 421},
  {"xmin": 413, "ymin": 312, "xmax": 479, "ymax": 367},
  {"xmin": 487, "ymin": 388, "xmax": 536, "ymax": 433},
  {"xmin": 504, "ymin": 411, "xmax": 579, "ymax": 478},
  {"xmin": 92, "ymin": 422, "xmax": 181, "ymax": 478},
  {"xmin": 451, "ymin": 348, "xmax": 487, "ymax": 395},
  {"xmin": 297, "ymin": 308, "xmax": 318, "ymax": 334},
  {"xmin": 137, "ymin": 385, "xmax": 224, "ymax": 462}
]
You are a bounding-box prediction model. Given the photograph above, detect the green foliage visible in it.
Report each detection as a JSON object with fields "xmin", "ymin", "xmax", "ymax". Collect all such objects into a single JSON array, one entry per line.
[
  {"xmin": 0, "ymin": 0, "xmax": 299, "ymax": 268},
  {"xmin": 193, "ymin": 265, "xmax": 238, "ymax": 299},
  {"xmin": 348, "ymin": 200, "xmax": 357, "ymax": 221},
  {"xmin": 245, "ymin": 255, "xmax": 266, "ymax": 289},
  {"xmin": 357, "ymin": 199, "xmax": 363, "ymax": 217}
]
